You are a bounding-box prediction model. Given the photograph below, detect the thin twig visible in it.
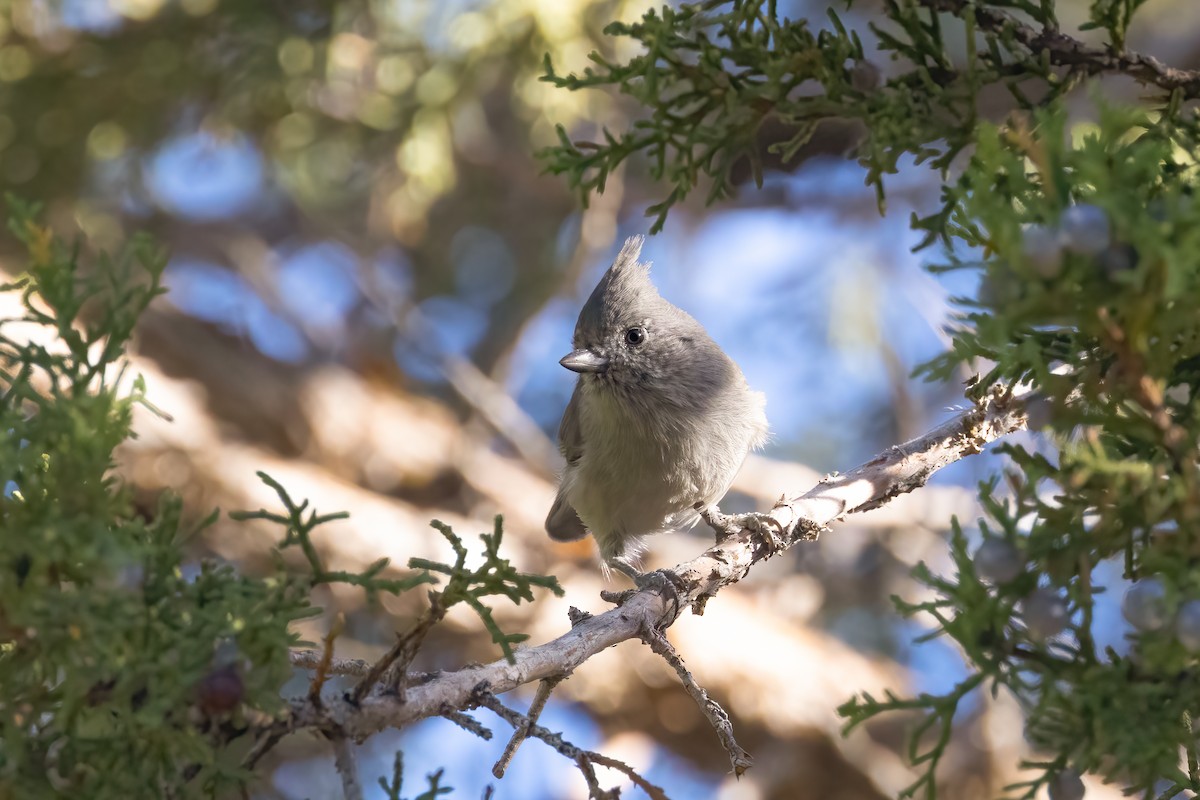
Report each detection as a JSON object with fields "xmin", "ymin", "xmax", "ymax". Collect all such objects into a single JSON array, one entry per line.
[
  {"xmin": 290, "ymin": 650, "xmax": 375, "ymax": 677},
  {"xmin": 640, "ymin": 626, "xmax": 752, "ymax": 777},
  {"xmin": 308, "ymin": 614, "xmax": 345, "ymax": 707},
  {"xmin": 589, "ymin": 751, "xmax": 671, "ymax": 799},
  {"xmin": 441, "ymin": 705, "xmax": 494, "ymax": 740},
  {"xmin": 329, "ymin": 734, "xmax": 364, "ymax": 800},
  {"xmin": 243, "ymin": 730, "xmax": 283, "ymax": 771},
  {"xmin": 575, "ymin": 755, "xmax": 619, "ymax": 800},
  {"xmin": 492, "ymin": 677, "xmax": 564, "ymax": 778},
  {"xmin": 473, "ymin": 689, "xmax": 670, "ymax": 800},
  {"xmin": 920, "ymin": 0, "xmax": 1200, "ymax": 97},
  {"xmin": 350, "ymin": 595, "xmax": 444, "ymax": 704}
]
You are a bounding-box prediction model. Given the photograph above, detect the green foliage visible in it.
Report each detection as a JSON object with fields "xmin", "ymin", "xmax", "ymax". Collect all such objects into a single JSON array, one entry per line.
[
  {"xmin": 540, "ymin": 0, "xmax": 1144, "ymax": 231},
  {"xmin": 0, "ymin": 205, "xmax": 562, "ymax": 797},
  {"xmin": 0, "ymin": 201, "xmax": 312, "ymax": 797},
  {"xmin": 868, "ymin": 96, "xmax": 1200, "ymax": 787},
  {"xmin": 236, "ymin": 476, "xmax": 562, "ymax": 666},
  {"xmin": 231, "ymin": 471, "xmax": 437, "ymax": 602},
  {"xmin": 378, "ymin": 752, "xmax": 456, "ymax": 800},
  {"xmin": 411, "ymin": 517, "xmax": 564, "ymax": 663},
  {"xmin": 853, "ymin": 29, "xmax": 1200, "ymax": 800},
  {"xmin": 543, "ymin": 0, "xmax": 1200, "ymax": 797},
  {"xmin": 1082, "ymin": 0, "xmax": 1152, "ymax": 48},
  {"xmin": 541, "ymin": 1, "xmax": 867, "ymax": 231}
]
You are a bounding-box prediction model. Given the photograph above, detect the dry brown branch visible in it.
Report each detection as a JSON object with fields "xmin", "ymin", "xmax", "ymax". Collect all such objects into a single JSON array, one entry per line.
[{"xmin": 308, "ymin": 613, "xmax": 344, "ymax": 707}]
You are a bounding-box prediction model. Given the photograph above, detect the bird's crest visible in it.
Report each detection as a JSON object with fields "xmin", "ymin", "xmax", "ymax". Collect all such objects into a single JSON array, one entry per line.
[{"xmin": 575, "ymin": 236, "xmax": 657, "ymax": 341}]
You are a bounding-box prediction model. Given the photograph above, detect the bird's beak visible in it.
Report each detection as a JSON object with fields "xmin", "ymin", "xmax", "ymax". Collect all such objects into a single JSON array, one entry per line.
[{"xmin": 559, "ymin": 348, "xmax": 609, "ymax": 374}]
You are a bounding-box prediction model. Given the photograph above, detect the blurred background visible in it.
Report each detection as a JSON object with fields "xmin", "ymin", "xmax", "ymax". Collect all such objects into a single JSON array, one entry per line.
[{"xmin": 1, "ymin": 0, "xmax": 1197, "ymax": 798}]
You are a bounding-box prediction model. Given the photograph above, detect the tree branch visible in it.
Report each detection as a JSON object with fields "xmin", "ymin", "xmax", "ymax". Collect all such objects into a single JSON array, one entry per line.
[
  {"xmin": 350, "ymin": 595, "xmax": 444, "ymax": 704},
  {"xmin": 640, "ymin": 625, "xmax": 751, "ymax": 777},
  {"xmin": 473, "ymin": 690, "xmax": 670, "ymax": 800},
  {"xmin": 329, "ymin": 734, "xmax": 364, "ymax": 800},
  {"xmin": 922, "ymin": 0, "xmax": 1200, "ymax": 97},
  {"xmin": 492, "ymin": 676, "xmax": 562, "ymax": 779},
  {"xmin": 283, "ymin": 385, "xmax": 1027, "ymax": 744},
  {"xmin": 290, "ymin": 650, "xmax": 375, "ymax": 677}
]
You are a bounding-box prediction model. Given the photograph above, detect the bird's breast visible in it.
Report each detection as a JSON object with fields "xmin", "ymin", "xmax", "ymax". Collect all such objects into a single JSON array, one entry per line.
[{"xmin": 567, "ymin": 384, "xmax": 762, "ymax": 554}]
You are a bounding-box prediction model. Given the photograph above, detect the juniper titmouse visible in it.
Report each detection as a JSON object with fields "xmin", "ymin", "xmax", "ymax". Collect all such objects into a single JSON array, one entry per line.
[{"xmin": 544, "ymin": 236, "xmax": 769, "ymax": 579}]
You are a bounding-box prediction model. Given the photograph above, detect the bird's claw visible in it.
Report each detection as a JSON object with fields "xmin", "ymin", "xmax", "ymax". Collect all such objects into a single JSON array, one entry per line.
[
  {"xmin": 610, "ymin": 559, "xmax": 685, "ymax": 594},
  {"xmin": 601, "ymin": 566, "xmax": 684, "ymax": 619},
  {"xmin": 633, "ymin": 567, "xmax": 685, "ymax": 595}
]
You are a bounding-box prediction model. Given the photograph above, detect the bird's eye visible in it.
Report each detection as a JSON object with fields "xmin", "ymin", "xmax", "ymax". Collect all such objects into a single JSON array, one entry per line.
[{"xmin": 625, "ymin": 327, "xmax": 646, "ymax": 346}]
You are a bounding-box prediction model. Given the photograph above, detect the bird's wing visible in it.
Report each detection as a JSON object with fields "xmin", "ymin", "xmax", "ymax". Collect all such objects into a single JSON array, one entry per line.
[
  {"xmin": 545, "ymin": 492, "xmax": 588, "ymax": 541},
  {"xmin": 558, "ymin": 382, "xmax": 584, "ymax": 464},
  {"xmin": 546, "ymin": 383, "xmax": 588, "ymax": 541}
]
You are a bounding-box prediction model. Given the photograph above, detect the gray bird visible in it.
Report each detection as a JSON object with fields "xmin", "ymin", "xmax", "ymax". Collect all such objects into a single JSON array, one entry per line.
[{"xmin": 545, "ymin": 236, "xmax": 770, "ymax": 580}]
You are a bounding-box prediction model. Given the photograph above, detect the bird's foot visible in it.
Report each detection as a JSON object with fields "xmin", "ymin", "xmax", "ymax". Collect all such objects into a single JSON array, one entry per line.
[
  {"xmin": 607, "ymin": 557, "xmax": 644, "ymax": 586},
  {"xmin": 633, "ymin": 567, "xmax": 686, "ymax": 595},
  {"xmin": 611, "ymin": 559, "xmax": 685, "ymax": 592},
  {"xmin": 697, "ymin": 504, "xmax": 788, "ymax": 552},
  {"xmin": 602, "ymin": 561, "xmax": 684, "ymax": 615}
]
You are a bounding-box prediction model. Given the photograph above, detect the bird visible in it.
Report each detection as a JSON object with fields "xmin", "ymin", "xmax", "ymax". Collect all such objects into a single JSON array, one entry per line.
[{"xmin": 545, "ymin": 235, "xmax": 770, "ymax": 581}]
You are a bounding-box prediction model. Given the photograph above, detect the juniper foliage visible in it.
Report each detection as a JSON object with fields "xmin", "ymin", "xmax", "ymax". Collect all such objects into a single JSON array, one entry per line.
[
  {"xmin": 543, "ymin": 1, "xmax": 1200, "ymax": 797},
  {"xmin": 0, "ymin": 201, "xmax": 559, "ymax": 797}
]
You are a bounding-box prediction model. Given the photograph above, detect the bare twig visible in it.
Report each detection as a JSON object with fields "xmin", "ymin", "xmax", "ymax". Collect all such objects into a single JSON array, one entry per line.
[
  {"xmin": 329, "ymin": 734, "xmax": 364, "ymax": 800},
  {"xmin": 308, "ymin": 614, "xmax": 344, "ymax": 707},
  {"xmin": 273, "ymin": 388, "xmax": 1026, "ymax": 752},
  {"xmin": 243, "ymin": 730, "xmax": 283, "ymax": 771},
  {"xmin": 290, "ymin": 650, "xmax": 374, "ymax": 677},
  {"xmin": 921, "ymin": 0, "xmax": 1200, "ymax": 98},
  {"xmin": 492, "ymin": 677, "xmax": 564, "ymax": 778},
  {"xmin": 575, "ymin": 755, "xmax": 619, "ymax": 800},
  {"xmin": 441, "ymin": 706, "xmax": 494, "ymax": 740},
  {"xmin": 587, "ymin": 751, "xmax": 670, "ymax": 800},
  {"xmin": 640, "ymin": 626, "xmax": 752, "ymax": 777},
  {"xmin": 473, "ymin": 689, "xmax": 670, "ymax": 800},
  {"xmin": 350, "ymin": 595, "xmax": 444, "ymax": 704}
]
